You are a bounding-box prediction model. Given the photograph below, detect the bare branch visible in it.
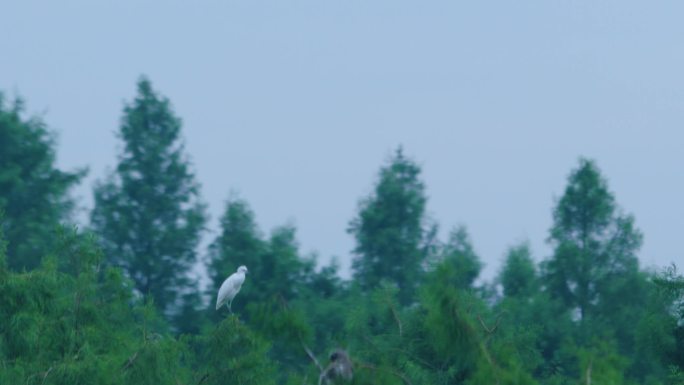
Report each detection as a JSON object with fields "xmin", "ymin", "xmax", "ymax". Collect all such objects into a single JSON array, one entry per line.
[
  {"xmin": 386, "ymin": 297, "xmax": 403, "ymax": 337},
  {"xmin": 301, "ymin": 338, "xmax": 324, "ymax": 373},
  {"xmin": 121, "ymin": 351, "xmax": 139, "ymax": 371},
  {"xmin": 477, "ymin": 312, "xmax": 505, "ymax": 335},
  {"xmin": 196, "ymin": 373, "xmax": 209, "ymax": 385},
  {"xmin": 41, "ymin": 367, "xmax": 53, "ymax": 385},
  {"xmin": 586, "ymin": 358, "xmax": 593, "ymax": 385}
]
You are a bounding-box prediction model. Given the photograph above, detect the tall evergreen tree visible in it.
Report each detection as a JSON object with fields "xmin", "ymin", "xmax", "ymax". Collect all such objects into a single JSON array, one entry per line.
[
  {"xmin": 91, "ymin": 78, "xmax": 207, "ymax": 316},
  {"xmin": 654, "ymin": 266, "xmax": 684, "ymax": 377},
  {"xmin": 263, "ymin": 224, "xmax": 308, "ymax": 301},
  {"xmin": 206, "ymin": 198, "xmax": 265, "ymax": 319},
  {"xmin": 499, "ymin": 242, "xmax": 538, "ymax": 299},
  {"xmin": 0, "ymin": 94, "xmax": 85, "ymax": 271},
  {"xmin": 207, "ymin": 198, "xmax": 309, "ymax": 318},
  {"xmin": 349, "ymin": 147, "xmax": 430, "ymax": 304},
  {"xmin": 438, "ymin": 225, "xmax": 482, "ymax": 290},
  {"xmin": 543, "ymin": 158, "xmax": 642, "ymax": 322}
]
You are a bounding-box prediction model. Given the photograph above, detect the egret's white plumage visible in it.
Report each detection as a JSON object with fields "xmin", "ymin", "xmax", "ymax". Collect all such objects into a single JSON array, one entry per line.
[{"xmin": 216, "ymin": 265, "xmax": 248, "ymax": 312}]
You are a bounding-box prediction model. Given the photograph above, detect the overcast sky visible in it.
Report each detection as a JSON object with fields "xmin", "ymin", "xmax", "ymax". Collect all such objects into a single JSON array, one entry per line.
[{"xmin": 2, "ymin": 1, "xmax": 683, "ymax": 280}]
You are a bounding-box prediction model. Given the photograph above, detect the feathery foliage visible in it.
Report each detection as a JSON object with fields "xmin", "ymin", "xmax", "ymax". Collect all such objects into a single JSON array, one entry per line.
[
  {"xmin": 0, "ymin": 94, "xmax": 85, "ymax": 271},
  {"xmin": 91, "ymin": 78, "xmax": 207, "ymax": 318},
  {"xmin": 2, "ymin": 85, "xmax": 682, "ymax": 385}
]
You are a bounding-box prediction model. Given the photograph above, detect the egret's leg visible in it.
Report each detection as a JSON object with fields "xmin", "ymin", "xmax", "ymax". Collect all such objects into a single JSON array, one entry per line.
[{"xmin": 228, "ymin": 300, "xmax": 233, "ymax": 314}]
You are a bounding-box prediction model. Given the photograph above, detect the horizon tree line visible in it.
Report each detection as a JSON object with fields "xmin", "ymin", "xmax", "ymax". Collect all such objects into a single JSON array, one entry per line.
[{"xmin": 1, "ymin": 77, "xmax": 683, "ymax": 384}]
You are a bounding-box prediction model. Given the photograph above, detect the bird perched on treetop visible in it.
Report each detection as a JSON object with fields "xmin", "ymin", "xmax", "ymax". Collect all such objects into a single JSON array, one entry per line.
[{"xmin": 216, "ymin": 265, "xmax": 248, "ymax": 313}]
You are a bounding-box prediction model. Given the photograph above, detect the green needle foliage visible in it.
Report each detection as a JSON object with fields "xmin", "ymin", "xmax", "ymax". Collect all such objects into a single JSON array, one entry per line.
[
  {"xmin": 0, "ymin": 224, "xmax": 280, "ymax": 385},
  {"xmin": 2, "ymin": 86, "xmax": 682, "ymax": 385},
  {"xmin": 206, "ymin": 197, "xmax": 266, "ymax": 320},
  {"xmin": 91, "ymin": 78, "xmax": 207, "ymax": 318},
  {"xmin": 196, "ymin": 316, "xmax": 276, "ymax": 385},
  {"xmin": 349, "ymin": 147, "xmax": 432, "ymax": 305},
  {"xmin": 1, "ymin": 227, "xmax": 139, "ymax": 385},
  {"xmin": 543, "ymin": 158, "xmax": 643, "ymax": 323},
  {"xmin": 499, "ymin": 242, "xmax": 538, "ymax": 299},
  {"xmin": 0, "ymin": 94, "xmax": 85, "ymax": 271},
  {"xmin": 436, "ymin": 226, "xmax": 483, "ymax": 291}
]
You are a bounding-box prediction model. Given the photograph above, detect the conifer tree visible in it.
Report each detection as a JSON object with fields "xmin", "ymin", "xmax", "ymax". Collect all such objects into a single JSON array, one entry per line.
[
  {"xmin": 206, "ymin": 198, "xmax": 265, "ymax": 319},
  {"xmin": 0, "ymin": 224, "xmax": 195, "ymax": 385},
  {"xmin": 0, "ymin": 94, "xmax": 85, "ymax": 270},
  {"xmin": 496, "ymin": 242, "xmax": 571, "ymax": 381},
  {"xmin": 654, "ymin": 266, "xmax": 684, "ymax": 377},
  {"xmin": 207, "ymin": 198, "xmax": 309, "ymax": 318},
  {"xmin": 438, "ymin": 226, "xmax": 482, "ymax": 290},
  {"xmin": 91, "ymin": 77, "xmax": 206, "ymax": 316},
  {"xmin": 543, "ymin": 158, "xmax": 642, "ymax": 322},
  {"xmin": 349, "ymin": 147, "xmax": 430, "ymax": 304},
  {"xmin": 263, "ymin": 224, "xmax": 308, "ymax": 301},
  {"xmin": 499, "ymin": 242, "xmax": 538, "ymax": 299}
]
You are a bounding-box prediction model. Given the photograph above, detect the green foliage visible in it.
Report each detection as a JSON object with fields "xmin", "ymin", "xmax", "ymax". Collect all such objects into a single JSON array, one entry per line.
[
  {"xmin": 349, "ymin": 147, "xmax": 432, "ymax": 304},
  {"xmin": 207, "ymin": 197, "xmax": 265, "ymax": 319},
  {"xmin": 654, "ymin": 266, "xmax": 684, "ymax": 378},
  {"xmin": 2, "ymin": 87, "xmax": 681, "ymax": 385},
  {"xmin": 208, "ymin": 197, "xmax": 312, "ymax": 321},
  {"xmin": 0, "ymin": 225, "xmax": 280, "ymax": 385},
  {"xmin": 0, "ymin": 94, "xmax": 86, "ymax": 271},
  {"xmin": 436, "ymin": 226, "xmax": 482, "ymax": 290},
  {"xmin": 499, "ymin": 242, "xmax": 538, "ymax": 299},
  {"xmin": 538, "ymin": 158, "xmax": 677, "ymax": 383},
  {"xmin": 1, "ymin": 227, "xmax": 139, "ymax": 384},
  {"xmin": 172, "ymin": 283, "xmax": 207, "ymax": 335},
  {"xmin": 198, "ymin": 316, "xmax": 276, "ymax": 385},
  {"xmin": 91, "ymin": 77, "xmax": 207, "ymax": 318},
  {"xmin": 261, "ymin": 225, "xmax": 309, "ymax": 302},
  {"xmin": 543, "ymin": 158, "xmax": 643, "ymax": 322},
  {"xmin": 654, "ymin": 265, "xmax": 684, "ymax": 325},
  {"xmin": 420, "ymin": 263, "xmax": 482, "ymax": 382}
]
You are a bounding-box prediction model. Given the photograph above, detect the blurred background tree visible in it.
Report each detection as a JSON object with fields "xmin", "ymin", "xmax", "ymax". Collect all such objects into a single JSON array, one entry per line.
[
  {"xmin": 2, "ymin": 83, "xmax": 682, "ymax": 385},
  {"xmin": 349, "ymin": 147, "xmax": 434, "ymax": 305},
  {"xmin": 0, "ymin": 94, "xmax": 85, "ymax": 271},
  {"xmin": 91, "ymin": 78, "xmax": 207, "ymax": 323}
]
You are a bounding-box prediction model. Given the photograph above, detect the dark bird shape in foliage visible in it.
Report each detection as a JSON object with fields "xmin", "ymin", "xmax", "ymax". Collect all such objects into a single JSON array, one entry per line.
[{"xmin": 319, "ymin": 349, "xmax": 353, "ymax": 385}]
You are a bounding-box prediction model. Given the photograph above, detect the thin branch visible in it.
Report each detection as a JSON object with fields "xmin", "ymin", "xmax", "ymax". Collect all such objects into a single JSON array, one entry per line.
[
  {"xmin": 121, "ymin": 351, "xmax": 139, "ymax": 371},
  {"xmin": 474, "ymin": 312, "xmax": 507, "ymax": 385},
  {"xmin": 300, "ymin": 337, "xmax": 323, "ymax": 373},
  {"xmin": 40, "ymin": 367, "xmax": 53, "ymax": 385},
  {"xmin": 386, "ymin": 297, "xmax": 403, "ymax": 337},
  {"xmin": 196, "ymin": 373, "xmax": 209, "ymax": 385},
  {"xmin": 586, "ymin": 358, "xmax": 593, "ymax": 385},
  {"xmin": 477, "ymin": 312, "xmax": 505, "ymax": 335}
]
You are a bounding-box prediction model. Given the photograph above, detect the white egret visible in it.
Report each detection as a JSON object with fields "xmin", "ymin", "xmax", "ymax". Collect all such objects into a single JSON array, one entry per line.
[{"xmin": 215, "ymin": 265, "xmax": 248, "ymax": 313}]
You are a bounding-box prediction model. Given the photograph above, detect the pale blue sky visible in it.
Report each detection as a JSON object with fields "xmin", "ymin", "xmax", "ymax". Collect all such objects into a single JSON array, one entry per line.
[{"xmin": 2, "ymin": 1, "xmax": 683, "ymax": 279}]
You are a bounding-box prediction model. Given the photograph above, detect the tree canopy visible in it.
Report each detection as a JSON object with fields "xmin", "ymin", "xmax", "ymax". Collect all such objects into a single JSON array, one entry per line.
[
  {"xmin": 91, "ymin": 78, "xmax": 207, "ymax": 317},
  {"xmin": 1, "ymin": 84, "xmax": 682, "ymax": 385},
  {"xmin": 349, "ymin": 147, "xmax": 432, "ymax": 304},
  {"xmin": 0, "ymin": 94, "xmax": 85, "ymax": 271}
]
